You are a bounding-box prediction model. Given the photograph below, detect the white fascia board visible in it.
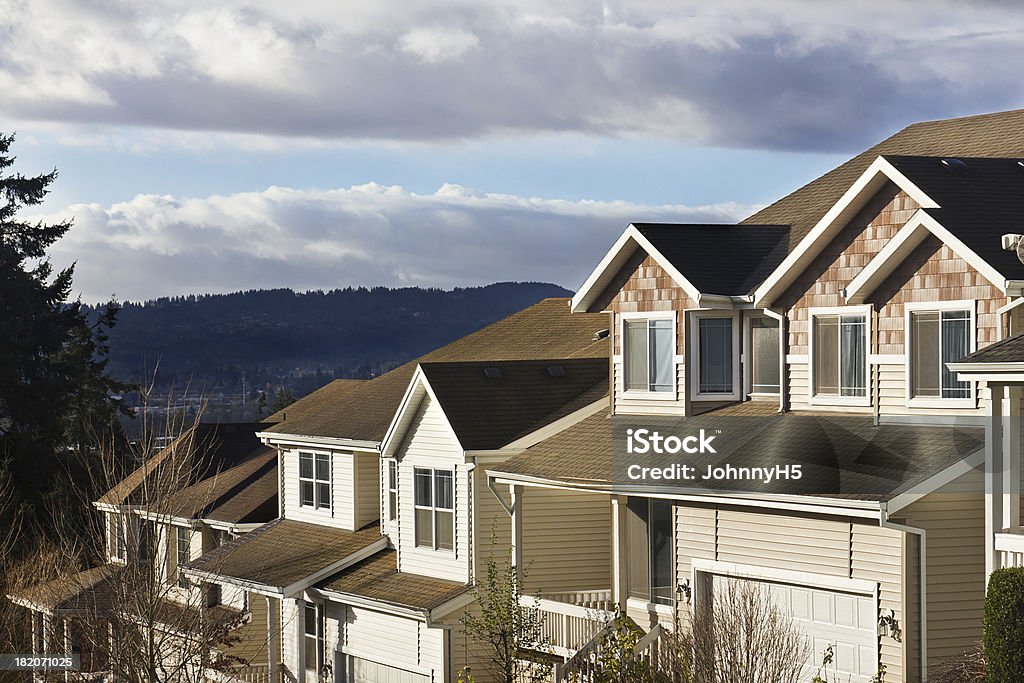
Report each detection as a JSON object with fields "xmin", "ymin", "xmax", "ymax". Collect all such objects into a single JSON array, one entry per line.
[
  {"xmin": 571, "ymin": 225, "xmax": 705, "ymax": 313},
  {"xmin": 428, "ymin": 590, "xmax": 478, "ymax": 622},
  {"xmin": 199, "ymin": 519, "xmax": 264, "ymax": 534},
  {"xmin": 282, "ymin": 537, "xmax": 389, "ymax": 598},
  {"xmin": 257, "ymin": 432, "xmax": 380, "ymax": 453},
  {"xmin": 844, "ymin": 213, "xmax": 931, "ymax": 303},
  {"xmin": 501, "ymin": 397, "xmax": 609, "ymax": 450},
  {"xmin": 1006, "ymin": 281, "xmax": 1024, "ymax": 296},
  {"xmin": 754, "ymin": 156, "xmax": 939, "ymax": 307},
  {"xmin": 379, "ymin": 365, "xmax": 428, "ymax": 458},
  {"xmin": 134, "ymin": 509, "xmax": 195, "ymax": 527},
  {"xmin": 917, "ymin": 211, "xmax": 1009, "ymax": 293},
  {"xmin": 997, "ymin": 297, "xmax": 1024, "ymax": 316},
  {"xmin": 311, "ymin": 587, "xmax": 427, "ymax": 620},
  {"xmin": 486, "ymin": 472, "xmax": 882, "ymax": 518},
  {"xmin": 181, "ymin": 567, "xmax": 283, "ymax": 598},
  {"xmin": 885, "ymin": 448, "xmax": 985, "ymax": 515},
  {"xmin": 693, "ymin": 558, "xmax": 877, "ymax": 595}
]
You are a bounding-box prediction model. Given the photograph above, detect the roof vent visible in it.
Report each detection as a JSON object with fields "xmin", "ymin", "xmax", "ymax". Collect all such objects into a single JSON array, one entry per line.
[
  {"xmin": 941, "ymin": 158, "xmax": 968, "ymax": 173},
  {"xmin": 483, "ymin": 367, "xmax": 503, "ymax": 379},
  {"xmin": 546, "ymin": 365, "xmax": 566, "ymax": 378},
  {"xmin": 592, "ymin": 329, "xmax": 610, "ymax": 341}
]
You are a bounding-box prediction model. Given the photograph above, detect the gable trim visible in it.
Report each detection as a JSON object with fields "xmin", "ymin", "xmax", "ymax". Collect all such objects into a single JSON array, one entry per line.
[
  {"xmin": 380, "ymin": 366, "xmax": 465, "ymax": 458},
  {"xmin": 753, "ymin": 156, "xmax": 939, "ymax": 307}
]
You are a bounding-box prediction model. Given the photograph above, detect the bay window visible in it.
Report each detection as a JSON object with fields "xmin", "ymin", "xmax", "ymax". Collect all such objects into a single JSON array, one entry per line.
[
  {"xmin": 626, "ymin": 497, "xmax": 673, "ymax": 606},
  {"xmin": 414, "ymin": 467, "xmax": 454, "ymax": 550},
  {"xmin": 908, "ymin": 303, "xmax": 974, "ymax": 404},
  {"xmin": 299, "ymin": 452, "xmax": 331, "ymax": 510},
  {"xmin": 623, "ymin": 315, "xmax": 674, "ymax": 393},
  {"xmin": 811, "ymin": 309, "xmax": 868, "ymax": 402}
]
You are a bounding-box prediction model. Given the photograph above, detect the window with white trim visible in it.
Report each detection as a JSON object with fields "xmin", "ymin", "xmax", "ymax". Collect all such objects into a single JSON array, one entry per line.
[
  {"xmin": 909, "ymin": 306, "xmax": 972, "ymax": 400},
  {"xmin": 626, "ymin": 497, "xmax": 673, "ymax": 606},
  {"xmin": 303, "ymin": 603, "xmax": 324, "ymax": 675},
  {"xmin": 812, "ymin": 312, "xmax": 867, "ymax": 398},
  {"xmin": 299, "ymin": 452, "xmax": 330, "ymax": 510},
  {"xmin": 387, "ymin": 460, "xmax": 398, "ymax": 521},
  {"xmin": 414, "ymin": 467, "xmax": 454, "ymax": 550},
  {"xmin": 748, "ymin": 316, "xmax": 780, "ymax": 395},
  {"xmin": 176, "ymin": 527, "xmax": 190, "ymax": 589},
  {"xmin": 691, "ymin": 311, "xmax": 740, "ymax": 399},
  {"xmin": 623, "ymin": 317, "xmax": 674, "ymax": 393},
  {"xmin": 110, "ymin": 513, "xmax": 126, "ymax": 561}
]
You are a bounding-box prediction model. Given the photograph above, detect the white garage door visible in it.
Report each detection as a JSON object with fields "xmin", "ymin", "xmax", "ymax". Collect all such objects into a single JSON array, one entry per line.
[
  {"xmin": 710, "ymin": 574, "xmax": 878, "ymax": 683},
  {"xmin": 342, "ymin": 655, "xmax": 430, "ymax": 683}
]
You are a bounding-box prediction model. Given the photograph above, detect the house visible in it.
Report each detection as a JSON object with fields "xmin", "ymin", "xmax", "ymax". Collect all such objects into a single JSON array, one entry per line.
[
  {"xmin": 485, "ymin": 110, "xmax": 1024, "ymax": 682},
  {"xmin": 181, "ymin": 299, "xmax": 611, "ymax": 683},
  {"xmin": 8, "ymin": 422, "xmax": 281, "ymax": 680}
]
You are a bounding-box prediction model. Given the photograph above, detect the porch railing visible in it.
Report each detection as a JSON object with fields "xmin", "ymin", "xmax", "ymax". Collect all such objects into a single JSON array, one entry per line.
[
  {"xmin": 208, "ymin": 663, "xmax": 272, "ymax": 683},
  {"xmin": 521, "ymin": 590, "xmax": 614, "ymax": 659},
  {"xmin": 995, "ymin": 531, "xmax": 1024, "ymax": 569}
]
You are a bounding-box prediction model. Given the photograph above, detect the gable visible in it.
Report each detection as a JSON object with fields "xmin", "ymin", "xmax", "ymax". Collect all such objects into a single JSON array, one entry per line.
[
  {"xmin": 602, "ymin": 253, "xmax": 694, "ymax": 356},
  {"xmin": 396, "ymin": 394, "xmax": 461, "ymax": 461}
]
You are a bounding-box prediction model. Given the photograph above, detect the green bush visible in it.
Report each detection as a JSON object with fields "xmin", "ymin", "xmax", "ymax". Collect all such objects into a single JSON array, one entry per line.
[{"xmin": 984, "ymin": 567, "xmax": 1024, "ymax": 682}]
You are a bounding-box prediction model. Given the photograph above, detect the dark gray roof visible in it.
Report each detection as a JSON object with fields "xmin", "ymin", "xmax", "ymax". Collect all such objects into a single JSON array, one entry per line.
[
  {"xmin": 317, "ymin": 549, "xmax": 470, "ymax": 612},
  {"xmin": 492, "ymin": 404, "xmax": 984, "ymax": 502},
  {"xmin": 883, "ymin": 155, "xmax": 1024, "ymax": 282},
  {"xmin": 155, "ymin": 446, "xmax": 278, "ymax": 524},
  {"xmin": 632, "ymin": 223, "xmax": 790, "ymax": 296},
  {"xmin": 187, "ymin": 519, "xmax": 382, "ymax": 590},
  {"xmin": 955, "ymin": 331, "xmax": 1024, "ymax": 364},
  {"xmin": 419, "ymin": 358, "xmax": 608, "ymax": 450}
]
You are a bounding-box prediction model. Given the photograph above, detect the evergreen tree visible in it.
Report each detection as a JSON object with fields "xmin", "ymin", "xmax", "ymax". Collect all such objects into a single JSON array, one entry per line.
[{"xmin": 0, "ymin": 132, "xmax": 129, "ymax": 534}]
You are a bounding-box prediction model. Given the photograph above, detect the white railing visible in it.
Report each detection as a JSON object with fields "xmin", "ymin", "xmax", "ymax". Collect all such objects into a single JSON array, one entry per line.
[
  {"xmin": 996, "ymin": 531, "xmax": 1024, "ymax": 569},
  {"xmin": 522, "ymin": 590, "xmax": 615, "ymax": 659},
  {"xmin": 208, "ymin": 663, "xmax": 272, "ymax": 683}
]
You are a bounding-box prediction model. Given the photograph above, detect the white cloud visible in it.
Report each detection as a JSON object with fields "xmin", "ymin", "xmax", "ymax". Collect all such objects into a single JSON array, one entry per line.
[
  {"xmin": 2, "ymin": 0, "xmax": 1024, "ymax": 151},
  {"xmin": 40, "ymin": 182, "xmax": 755, "ymax": 303}
]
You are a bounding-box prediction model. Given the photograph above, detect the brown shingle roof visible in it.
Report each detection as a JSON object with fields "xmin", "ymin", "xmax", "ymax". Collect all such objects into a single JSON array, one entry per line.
[
  {"xmin": 317, "ymin": 549, "xmax": 470, "ymax": 612},
  {"xmin": 492, "ymin": 403, "xmax": 984, "ymax": 502},
  {"xmin": 954, "ymin": 330, "xmax": 1024, "ymax": 364},
  {"xmin": 187, "ymin": 519, "xmax": 383, "ymax": 590},
  {"xmin": 265, "ymin": 299, "xmax": 609, "ymax": 441},
  {"xmin": 420, "ymin": 359, "xmax": 608, "ymax": 450},
  {"xmin": 744, "ymin": 108, "xmax": 1024, "ymax": 261},
  {"xmin": 8, "ymin": 565, "xmax": 122, "ymax": 614}
]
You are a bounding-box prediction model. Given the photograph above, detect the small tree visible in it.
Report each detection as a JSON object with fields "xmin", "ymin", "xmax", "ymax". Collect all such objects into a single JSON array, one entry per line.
[
  {"xmin": 460, "ymin": 552, "xmax": 552, "ymax": 683},
  {"xmin": 984, "ymin": 567, "xmax": 1024, "ymax": 683}
]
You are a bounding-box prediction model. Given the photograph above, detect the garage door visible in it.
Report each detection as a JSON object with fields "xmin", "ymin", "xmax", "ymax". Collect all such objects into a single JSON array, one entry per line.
[
  {"xmin": 342, "ymin": 655, "xmax": 430, "ymax": 683},
  {"xmin": 710, "ymin": 574, "xmax": 878, "ymax": 683}
]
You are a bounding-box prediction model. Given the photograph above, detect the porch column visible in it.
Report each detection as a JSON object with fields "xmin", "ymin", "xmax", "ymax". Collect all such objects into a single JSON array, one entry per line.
[
  {"xmin": 987, "ymin": 382, "xmax": 1006, "ymax": 577},
  {"xmin": 40, "ymin": 613, "xmax": 53, "ymax": 653},
  {"xmin": 510, "ymin": 485, "xmax": 524, "ymax": 586},
  {"xmin": 266, "ymin": 596, "xmax": 279, "ymax": 683},
  {"xmin": 611, "ymin": 495, "xmax": 628, "ymax": 608},
  {"xmin": 30, "ymin": 612, "xmax": 39, "ymax": 655},
  {"xmin": 1004, "ymin": 385, "xmax": 1022, "ymax": 532}
]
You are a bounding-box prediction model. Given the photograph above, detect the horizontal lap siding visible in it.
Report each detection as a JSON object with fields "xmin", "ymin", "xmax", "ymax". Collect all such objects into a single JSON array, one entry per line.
[
  {"xmin": 898, "ymin": 468, "xmax": 986, "ymax": 669},
  {"xmin": 613, "ymin": 356, "xmax": 686, "ymax": 415},
  {"xmin": 521, "ymin": 488, "xmax": 611, "ymax": 594},
  {"xmin": 282, "ymin": 448, "xmax": 358, "ymax": 528},
  {"xmin": 676, "ymin": 505, "xmax": 905, "ymax": 679},
  {"xmin": 474, "ymin": 464, "xmax": 512, "ymax": 572},
  {"xmin": 338, "ymin": 604, "xmax": 423, "ymax": 673},
  {"xmin": 225, "ymin": 594, "xmax": 273, "ymax": 665},
  {"xmin": 356, "ymin": 453, "xmax": 379, "ymax": 529},
  {"xmin": 396, "ymin": 397, "xmax": 469, "ymax": 583}
]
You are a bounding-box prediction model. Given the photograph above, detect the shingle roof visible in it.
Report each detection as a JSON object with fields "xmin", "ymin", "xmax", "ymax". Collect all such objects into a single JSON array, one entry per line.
[
  {"xmin": 744, "ymin": 108, "xmax": 1024, "ymax": 257},
  {"xmin": 492, "ymin": 403, "xmax": 984, "ymax": 502},
  {"xmin": 632, "ymin": 224, "xmax": 791, "ymax": 296},
  {"xmin": 154, "ymin": 446, "xmax": 278, "ymax": 524},
  {"xmin": 954, "ymin": 330, "xmax": 1024, "ymax": 364},
  {"xmin": 186, "ymin": 519, "xmax": 382, "ymax": 590},
  {"xmin": 317, "ymin": 549, "xmax": 470, "ymax": 612},
  {"xmin": 265, "ymin": 298, "xmax": 609, "ymax": 441},
  {"xmin": 99, "ymin": 422, "xmax": 272, "ymax": 508},
  {"xmin": 8, "ymin": 565, "xmax": 122, "ymax": 614},
  {"xmin": 419, "ymin": 358, "xmax": 608, "ymax": 450}
]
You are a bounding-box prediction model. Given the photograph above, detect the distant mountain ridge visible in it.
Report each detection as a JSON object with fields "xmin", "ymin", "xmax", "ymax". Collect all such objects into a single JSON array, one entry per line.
[{"xmin": 83, "ymin": 282, "xmax": 573, "ymax": 399}]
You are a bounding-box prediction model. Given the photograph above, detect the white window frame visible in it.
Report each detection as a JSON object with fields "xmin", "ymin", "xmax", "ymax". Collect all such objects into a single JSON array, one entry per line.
[
  {"xmin": 689, "ymin": 310, "xmax": 741, "ymax": 401},
  {"xmin": 109, "ymin": 512, "xmax": 126, "ymax": 563},
  {"xmin": 303, "ymin": 602, "xmax": 324, "ymax": 676},
  {"xmin": 743, "ymin": 312, "xmax": 782, "ymax": 398},
  {"xmin": 175, "ymin": 526, "xmax": 190, "ymax": 589},
  {"xmin": 808, "ymin": 305, "xmax": 872, "ymax": 407},
  {"xmin": 904, "ymin": 299, "xmax": 977, "ymax": 409},
  {"xmin": 387, "ymin": 459, "xmax": 398, "ymax": 522},
  {"xmin": 413, "ymin": 466, "xmax": 455, "ymax": 553},
  {"xmin": 298, "ymin": 450, "xmax": 332, "ymax": 511},
  {"xmin": 619, "ymin": 311, "xmax": 678, "ymax": 399}
]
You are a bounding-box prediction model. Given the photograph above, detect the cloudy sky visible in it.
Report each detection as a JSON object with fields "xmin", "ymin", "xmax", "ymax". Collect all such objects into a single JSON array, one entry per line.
[{"xmin": 3, "ymin": 0, "xmax": 1023, "ymax": 302}]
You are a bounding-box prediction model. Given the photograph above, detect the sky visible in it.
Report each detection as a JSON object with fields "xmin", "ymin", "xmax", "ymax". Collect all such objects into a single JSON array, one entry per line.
[{"xmin": 3, "ymin": 0, "xmax": 1024, "ymax": 303}]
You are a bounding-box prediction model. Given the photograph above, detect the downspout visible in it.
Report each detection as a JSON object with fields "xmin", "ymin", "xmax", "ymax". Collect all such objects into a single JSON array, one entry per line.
[
  {"xmin": 880, "ymin": 508, "xmax": 928, "ymax": 681},
  {"xmin": 873, "ymin": 306, "xmax": 881, "ymax": 426},
  {"xmin": 466, "ymin": 460, "xmax": 477, "ymax": 585}
]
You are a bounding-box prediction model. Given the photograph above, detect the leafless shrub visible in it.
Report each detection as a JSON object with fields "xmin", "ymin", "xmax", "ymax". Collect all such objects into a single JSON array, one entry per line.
[{"xmin": 929, "ymin": 644, "xmax": 985, "ymax": 683}]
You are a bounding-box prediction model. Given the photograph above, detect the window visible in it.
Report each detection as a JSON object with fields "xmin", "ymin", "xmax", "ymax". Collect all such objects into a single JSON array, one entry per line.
[
  {"xmin": 414, "ymin": 467, "xmax": 454, "ymax": 550},
  {"xmin": 176, "ymin": 527, "xmax": 190, "ymax": 588},
  {"xmin": 299, "ymin": 452, "xmax": 331, "ymax": 509},
  {"xmin": 624, "ymin": 317, "xmax": 674, "ymax": 393},
  {"xmin": 812, "ymin": 310, "xmax": 867, "ymax": 400},
  {"xmin": 698, "ymin": 317, "xmax": 733, "ymax": 394},
  {"xmin": 909, "ymin": 305, "xmax": 973, "ymax": 402},
  {"xmin": 626, "ymin": 498, "xmax": 673, "ymax": 606},
  {"xmin": 749, "ymin": 316, "xmax": 780, "ymax": 395},
  {"xmin": 304, "ymin": 603, "xmax": 324, "ymax": 674},
  {"xmin": 110, "ymin": 513, "xmax": 126, "ymax": 560},
  {"xmin": 387, "ymin": 460, "xmax": 398, "ymax": 521}
]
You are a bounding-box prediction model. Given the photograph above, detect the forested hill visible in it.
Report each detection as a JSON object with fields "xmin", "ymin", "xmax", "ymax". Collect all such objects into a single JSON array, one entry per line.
[{"xmin": 82, "ymin": 282, "xmax": 573, "ymax": 399}]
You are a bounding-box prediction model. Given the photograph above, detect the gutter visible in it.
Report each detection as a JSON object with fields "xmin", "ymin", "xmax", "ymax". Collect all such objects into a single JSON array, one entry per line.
[
  {"xmin": 880, "ymin": 506, "xmax": 928, "ymax": 681},
  {"xmin": 256, "ymin": 432, "xmax": 381, "ymax": 453}
]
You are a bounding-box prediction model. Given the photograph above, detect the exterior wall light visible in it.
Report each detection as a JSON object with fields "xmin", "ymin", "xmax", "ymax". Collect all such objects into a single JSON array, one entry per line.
[{"xmin": 878, "ymin": 608, "xmax": 901, "ymax": 641}]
